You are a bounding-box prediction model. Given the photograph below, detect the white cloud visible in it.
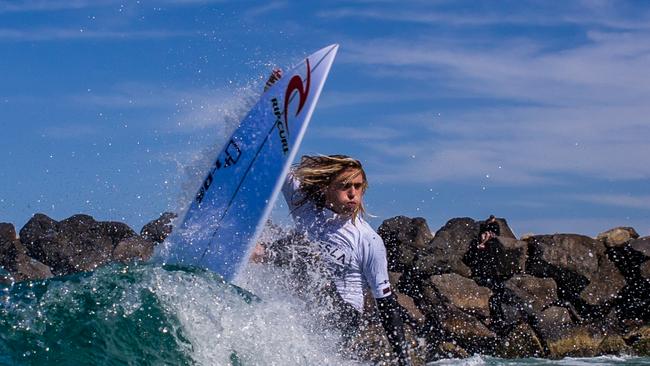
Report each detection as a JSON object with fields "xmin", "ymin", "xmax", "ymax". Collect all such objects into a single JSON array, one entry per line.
[
  {"xmin": 0, "ymin": 27, "xmax": 194, "ymax": 41},
  {"xmin": 319, "ymin": 2, "xmax": 650, "ymax": 31},
  {"xmin": 573, "ymin": 194, "xmax": 650, "ymax": 210}
]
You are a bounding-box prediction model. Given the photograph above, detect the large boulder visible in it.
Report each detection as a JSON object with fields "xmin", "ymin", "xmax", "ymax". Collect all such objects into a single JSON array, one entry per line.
[
  {"xmin": 1, "ymin": 222, "xmax": 53, "ymax": 282},
  {"xmin": 19, "ymin": 214, "xmax": 137, "ymax": 275},
  {"xmin": 597, "ymin": 227, "xmax": 639, "ymax": 248},
  {"xmin": 496, "ymin": 323, "xmax": 545, "ymax": 358},
  {"xmin": 416, "ymin": 218, "xmax": 478, "ymax": 278},
  {"xmin": 504, "ymin": 275, "xmax": 558, "ymax": 313},
  {"xmin": 140, "ymin": 212, "xmax": 177, "ymax": 244},
  {"xmin": 428, "ymin": 273, "xmax": 493, "ymax": 319},
  {"xmin": 609, "ymin": 236, "xmax": 650, "ymax": 323},
  {"xmin": 378, "ymin": 216, "xmax": 434, "ymax": 272},
  {"xmin": 112, "ymin": 236, "xmax": 155, "ymax": 263},
  {"xmin": 524, "ymin": 234, "xmax": 625, "ymax": 318}
]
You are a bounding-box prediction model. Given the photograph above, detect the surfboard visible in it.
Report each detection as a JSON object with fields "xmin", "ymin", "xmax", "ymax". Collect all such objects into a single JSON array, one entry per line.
[{"xmin": 161, "ymin": 44, "xmax": 339, "ymax": 281}]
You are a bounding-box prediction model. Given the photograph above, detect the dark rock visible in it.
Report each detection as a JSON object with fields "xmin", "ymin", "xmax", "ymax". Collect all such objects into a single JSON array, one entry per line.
[
  {"xmin": 435, "ymin": 306, "xmax": 497, "ymax": 354},
  {"xmin": 464, "ymin": 236, "xmax": 528, "ymax": 287},
  {"xmin": 0, "ymin": 223, "xmax": 20, "ymax": 267},
  {"xmin": 19, "ymin": 213, "xmax": 137, "ymax": 275},
  {"xmin": 417, "ymin": 218, "xmax": 478, "ymax": 278},
  {"xmin": 1, "ymin": 222, "xmax": 53, "ymax": 282},
  {"xmin": 525, "ymin": 234, "xmax": 625, "ymax": 318},
  {"xmin": 496, "ymin": 323, "xmax": 545, "ymax": 358},
  {"xmin": 606, "ymin": 236, "xmax": 650, "ymax": 323},
  {"xmin": 378, "ymin": 216, "xmax": 433, "ymax": 272},
  {"xmin": 140, "ymin": 212, "xmax": 177, "ymax": 244},
  {"xmin": 11, "ymin": 253, "xmax": 53, "ymax": 282},
  {"xmin": 113, "ymin": 236, "xmax": 155, "ymax": 263},
  {"xmin": 536, "ymin": 306, "xmax": 574, "ymax": 341},
  {"xmin": 625, "ymin": 325, "xmax": 650, "ymax": 356},
  {"xmin": 504, "ymin": 275, "xmax": 558, "ymax": 314}
]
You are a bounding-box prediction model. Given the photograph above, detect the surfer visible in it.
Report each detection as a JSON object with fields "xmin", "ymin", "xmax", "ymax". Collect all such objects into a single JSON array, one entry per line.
[{"xmin": 281, "ymin": 155, "xmax": 412, "ymax": 366}]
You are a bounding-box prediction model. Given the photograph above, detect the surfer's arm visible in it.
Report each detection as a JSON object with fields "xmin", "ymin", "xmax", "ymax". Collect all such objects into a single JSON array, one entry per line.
[
  {"xmin": 363, "ymin": 234, "xmax": 412, "ymax": 366},
  {"xmin": 376, "ymin": 295, "xmax": 412, "ymax": 366}
]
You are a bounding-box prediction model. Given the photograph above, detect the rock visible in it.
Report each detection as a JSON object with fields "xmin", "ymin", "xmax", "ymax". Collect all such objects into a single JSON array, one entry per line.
[
  {"xmin": 429, "ymin": 341, "xmax": 469, "ymax": 360},
  {"xmin": 112, "ymin": 236, "xmax": 155, "ymax": 263},
  {"xmin": 1, "ymin": 222, "xmax": 53, "ymax": 282},
  {"xmin": 625, "ymin": 325, "xmax": 650, "ymax": 356},
  {"xmin": 546, "ymin": 326, "xmax": 603, "ymax": 358},
  {"xmin": 525, "ymin": 234, "xmax": 625, "ymax": 317},
  {"xmin": 140, "ymin": 212, "xmax": 177, "ymax": 244},
  {"xmin": 19, "ymin": 213, "xmax": 137, "ymax": 275},
  {"xmin": 429, "ymin": 273, "xmax": 492, "ymax": 318},
  {"xmin": 378, "ymin": 216, "xmax": 434, "ymax": 272},
  {"xmin": 597, "ymin": 334, "xmax": 631, "ymax": 355},
  {"xmin": 417, "ymin": 218, "xmax": 478, "ymax": 278},
  {"xmin": 11, "ymin": 253, "xmax": 53, "ymax": 282},
  {"xmin": 435, "ymin": 306, "xmax": 497, "ymax": 353},
  {"xmin": 496, "ymin": 323, "xmax": 545, "ymax": 358},
  {"xmin": 597, "ymin": 227, "xmax": 639, "ymax": 248},
  {"xmin": 607, "ymin": 236, "xmax": 650, "ymax": 323},
  {"xmin": 504, "ymin": 275, "xmax": 558, "ymax": 313},
  {"xmin": 642, "ymin": 261, "xmax": 650, "ymax": 279},
  {"xmin": 536, "ymin": 306, "xmax": 574, "ymax": 342},
  {"xmin": 0, "ymin": 223, "xmax": 20, "ymax": 266}
]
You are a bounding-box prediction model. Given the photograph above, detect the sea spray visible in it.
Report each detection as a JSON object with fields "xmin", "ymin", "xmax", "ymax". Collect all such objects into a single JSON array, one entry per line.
[{"xmin": 0, "ymin": 256, "xmax": 361, "ymax": 366}]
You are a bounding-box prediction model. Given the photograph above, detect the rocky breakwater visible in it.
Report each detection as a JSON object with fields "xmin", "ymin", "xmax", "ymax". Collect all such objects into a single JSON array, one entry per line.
[
  {"xmin": 376, "ymin": 216, "xmax": 650, "ymax": 362},
  {"xmin": 0, "ymin": 212, "xmax": 176, "ymax": 283}
]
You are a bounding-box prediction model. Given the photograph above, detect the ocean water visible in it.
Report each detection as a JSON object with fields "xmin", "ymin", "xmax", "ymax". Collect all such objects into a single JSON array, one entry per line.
[{"xmin": 1, "ymin": 262, "xmax": 648, "ymax": 366}]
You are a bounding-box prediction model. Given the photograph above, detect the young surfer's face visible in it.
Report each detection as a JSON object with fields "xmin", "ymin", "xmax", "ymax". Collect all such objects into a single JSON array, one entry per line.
[{"xmin": 325, "ymin": 168, "xmax": 365, "ymax": 215}]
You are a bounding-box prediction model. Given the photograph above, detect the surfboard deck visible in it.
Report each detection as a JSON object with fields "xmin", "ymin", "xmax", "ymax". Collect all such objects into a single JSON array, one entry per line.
[{"xmin": 160, "ymin": 44, "xmax": 339, "ymax": 281}]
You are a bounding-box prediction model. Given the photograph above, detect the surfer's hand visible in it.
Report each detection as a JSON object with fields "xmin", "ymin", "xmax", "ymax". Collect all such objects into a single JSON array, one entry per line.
[{"xmin": 264, "ymin": 68, "xmax": 283, "ymax": 91}]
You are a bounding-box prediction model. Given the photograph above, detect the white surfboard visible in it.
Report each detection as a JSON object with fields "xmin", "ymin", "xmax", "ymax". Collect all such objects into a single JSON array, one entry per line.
[{"xmin": 162, "ymin": 44, "xmax": 339, "ymax": 281}]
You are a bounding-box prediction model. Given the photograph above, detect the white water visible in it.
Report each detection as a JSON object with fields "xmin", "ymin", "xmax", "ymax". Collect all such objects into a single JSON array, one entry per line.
[{"xmin": 147, "ymin": 260, "xmax": 362, "ymax": 365}]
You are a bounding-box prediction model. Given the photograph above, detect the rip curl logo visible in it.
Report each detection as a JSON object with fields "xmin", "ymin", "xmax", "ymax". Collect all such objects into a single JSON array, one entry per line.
[
  {"xmin": 195, "ymin": 138, "xmax": 241, "ymax": 204},
  {"xmin": 271, "ymin": 59, "xmax": 311, "ymax": 155}
]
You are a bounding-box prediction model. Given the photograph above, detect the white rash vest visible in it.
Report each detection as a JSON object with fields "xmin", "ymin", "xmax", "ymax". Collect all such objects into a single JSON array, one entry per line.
[{"xmin": 282, "ymin": 172, "xmax": 392, "ymax": 312}]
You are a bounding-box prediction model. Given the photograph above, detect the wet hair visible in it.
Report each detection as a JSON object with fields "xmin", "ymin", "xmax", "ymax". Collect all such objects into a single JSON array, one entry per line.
[{"xmin": 293, "ymin": 154, "xmax": 368, "ymax": 221}]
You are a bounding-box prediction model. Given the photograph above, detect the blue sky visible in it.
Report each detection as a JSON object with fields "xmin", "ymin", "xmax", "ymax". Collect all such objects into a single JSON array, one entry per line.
[{"xmin": 1, "ymin": 0, "xmax": 648, "ymax": 238}]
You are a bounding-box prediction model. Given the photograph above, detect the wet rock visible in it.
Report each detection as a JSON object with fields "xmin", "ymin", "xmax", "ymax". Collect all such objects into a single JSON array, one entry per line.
[
  {"xmin": 608, "ymin": 236, "xmax": 650, "ymax": 323},
  {"xmin": 378, "ymin": 216, "xmax": 433, "ymax": 272},
  {"xmin": 1, "ymin": 222, "xmax": 53, "ymax": 282},
  {"xmin": 597, "ymin": 334, "xmax": 631, "ymax": 355},
  {"xmin": 504, "ymin": 275, "xmax": 558, "ymax": 314},
  {"xmin": 19, "ymin": 213, "xmax": 137, "ymax": 275},
  {"xmin": 536, "ymin": 306, "xmax": 574, "ymax": 342},
  {"xmin": 113, "ymin": 236, "xmax": 155, "ymax": 263},
  {"xmin": 140, "ymin": 212, "xmax": 177, "ymax": 244},
  {"xmin": 625, "ymin": 325, "xmax": 650, "ymax": 356},
  {"xmin": 429, "ymin": 273, "xmax": 492, "ymax": 318},
  {"xmin": 597, "ymin": 227, "xmax": 639, "ymax": 248},
  {"xmin": 435, "ymin": 306, "xmax": 497, "ymax": 353},
  {"xmin": 546, "ymin": 326, "xmax": 603, "ymax": 358},
  {"xmin": 525, "ymin": 234, "xmax": 625, "ymax": 317},
  {"xmin": 496, "ymin": 323, "xmax": 545, "ymax": 358},
  {"xmin": 416, "ymin": 218, "xmax": 478, "ymax": 278}
]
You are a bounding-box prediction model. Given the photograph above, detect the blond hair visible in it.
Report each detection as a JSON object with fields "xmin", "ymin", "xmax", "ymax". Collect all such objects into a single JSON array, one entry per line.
[{"xmin": 293, "ymin": 154, "xmax": 368, "ymax": 221}]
